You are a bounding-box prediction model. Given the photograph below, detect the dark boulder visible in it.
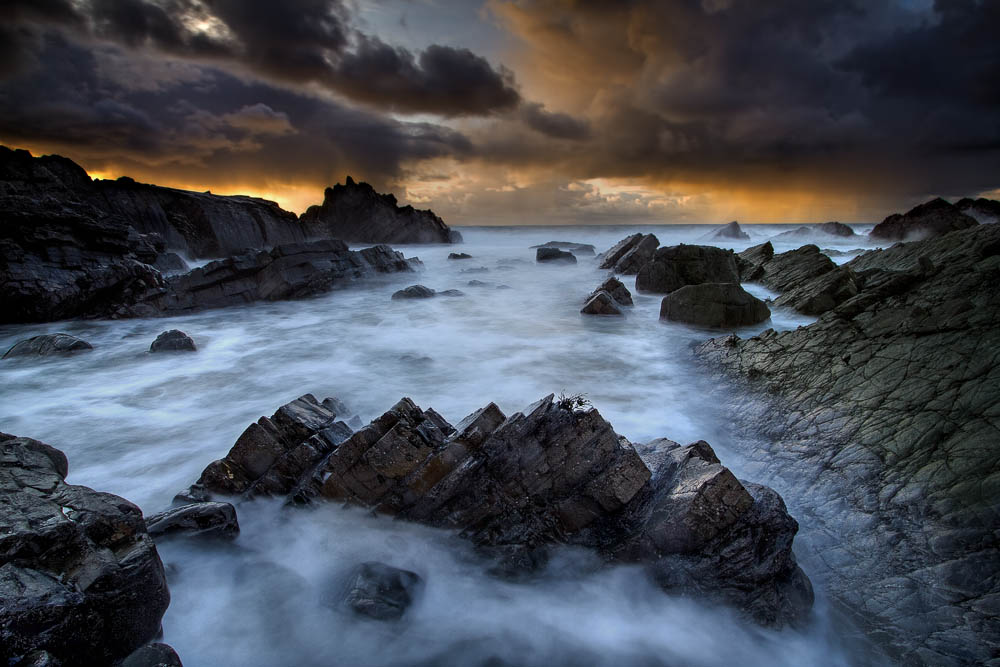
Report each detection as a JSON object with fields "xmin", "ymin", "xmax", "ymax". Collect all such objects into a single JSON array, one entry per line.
[
  {"xmin": 598, "ymin": 234, "xmax": 643, "ymax": 269},
  {"xmin": 660, "ymin": 283, "xmax": 770, "ymax": 328},
  {"xmin": 0, "ymin": 435, "xmax": 170, "ymax": 665},
  {"xmin": 536, "ymin": 247, "xmax": 577, "ymax": 263},
  {"xmin": 610, "ymin": 234, "xmax": 660, "ymax": 274},
  {"xmin": 192, "ymin": 394, "xmax": 812, "ymax": 626},
  {"xmin": 772, "ymin": 265, "xmax": 860, "ymax": 315},
  {"xmin": 300, "ymin": 176, "xmax": 456, "ymax": 244},
  {"xmin": 530, "ymin": 241, "xmax": 596, "ymax": 256},
  {"xmin": 580, "ymin": 291, "xmax": 623, "ymax": 316},
  {"xmin": 338, "ymin": 562, "xmax": 422, "ymax": 621},
  {"xmin": 737, "ymin": 241, "xmax": 774, "ymax": 282},
  {"xmin": 145, "ymin": 502, "xmax": 239, "ymax": 540},
  {"xmin": 709, "ymin": 221, "xmax": 749, "ymax": 240},
  {"xmin": 870, "ymin": 197, "xmax": 978, "ymax": 241},
  {"xmin": 149, "ymin": 330, "xmax": 196, "ymax": 353},
  {"xmin": 120, "ymin": 643, "xmax": 184, "ymax": 667},
  {"xmin": 392, "ymin": 285, "xmax": 437, "ymax": 299},
  {"xmin": 3, "ymin": 334, "xmax": 92, "ymax": 359},
  {"xmin": 817, "ymin": 221, "xmax": 856, "ymax": 237},
  {"xmin": 588, "ymin": 276, "xmax": 633, "ymax": 306},
  {"xmin": 635, "ymin": 245, "xmax": 739, "ymax": 294},
  {"xmin": 448, "ymin": 252, "xmax": 472, "ymax": 260},
  {"xmin": 752, "ymin": 244, "xmax": 836, "ymax": 292},
  {"xmin": 772, "ymin": 222, "xmax": 856, "ymax": 241}
]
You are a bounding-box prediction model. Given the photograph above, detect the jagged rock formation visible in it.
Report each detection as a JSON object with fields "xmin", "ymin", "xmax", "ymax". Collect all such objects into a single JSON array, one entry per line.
[
  {"xmin": 634, "ymin": 245, "xmax": 739, "ymax": 294},
  {"xmin": 598, "ymin": 234, "xmax": 660, "ymax": 274},
  {"xmin": 870, "ymin": 197, "xmax": 978, "ymax": 242},
  {"xmin": 738, "ymin": 243, "xmax": 836, "ymax": 293},
  {"xmin": 660, "ymin": 283, "xmax": 770, "ymax": 328},
  {"xmin": 585, "ymin": 276, "xmax": 632, "ymax": 308},
  {"xmin": 708, "ymin": 221, "xmax": 749, "ymax": 240},
  {"xmin": 0, "ymin": 434, "xmax": 170, "ymax": 665},
  {"xmin": 184, "ymin": 393, "xmax": 813, "ymax": 627},
  {"xmin": 128, "ymin": 241, "xmax": 415, "ymax": 318},
  {"xmin": 771, "ymin": 265, "xmax": 860, "ymax": 315},
  {"xmin": 697, "ymin": 223, "xmax": 1000, "ymax": 664},
  {"xmin": 301, "ymin": 177, "xmax": 458, "ymax": 244},
  {"xmin": 581, "ymin": 291, "xmax": 622, "ymax": 316},
  {"xmin": 3, "ymin": 334, "xmax": 93, "ymax": 359},
  {"xmin": 956, "ymin": 197, "xmax": 1000, "ymax": 225}
]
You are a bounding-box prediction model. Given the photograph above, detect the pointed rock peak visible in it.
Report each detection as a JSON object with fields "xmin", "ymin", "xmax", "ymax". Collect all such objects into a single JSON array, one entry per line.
[{"xmin": 345, "ymin": 175, "xmax": 355, "ymax": 186}]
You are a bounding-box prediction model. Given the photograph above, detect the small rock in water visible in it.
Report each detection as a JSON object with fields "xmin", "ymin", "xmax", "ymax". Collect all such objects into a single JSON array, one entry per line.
[
  {"xmin": 448, "ymin": 252, "xmax": 472, "ymax": 260},
  {"xmin": 461, "ymin": 266, "xmax": 490, "ymax": 274},
  {"xmin": 392, "ymin": 285, "xmax": 436, "ymax": 299},
  {"xmin": 2, "ymin": 333, "xmax": 93, "ymax": 359},
  {"xmin": 150, "ymin": 330, "xmax": 196, "ymax": 353},
  {"xmin": 530, "ymin": 241, "xmax": 597, "ymax": 255},
  {"xmin": 339, "ymin": 562, "xmax": 422, "ymax": 621},
  {"xmin": 145, "ymin": 501, "xmax": 239, "ymax": 540},
  {"xmin": 536, "ymin": 247, "xmax": 577, "ymax": 263},
  {"xmin": 438, "ymin": 289, "xmax": 465, "ymax": 297},
  {"xmin": 581, "ymin": 291, "xmax": 623, "ymax": 316},
  {"xmin": 467, "ymin": 280, "xmax": 492, "ymax": 287},
  {"xmin": 589, "ymin": 276, "xmax": 633, "ymax": 306}
]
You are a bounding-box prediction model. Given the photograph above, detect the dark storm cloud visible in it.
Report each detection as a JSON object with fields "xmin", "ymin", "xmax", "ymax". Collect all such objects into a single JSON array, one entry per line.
[
  {"xmin": 0, "ymin": 0, "xmax": 520, "ymax": 117},
  {"xmin": 490, "ymin": 0, "xmax": 1000, "ymax": 201},
  {"xmin": 520, "ymin": 102, "xmax": 590, "ymax": 140}
]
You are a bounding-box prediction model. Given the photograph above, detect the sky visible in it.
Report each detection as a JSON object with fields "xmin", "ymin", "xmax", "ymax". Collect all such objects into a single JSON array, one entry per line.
[{"xmin": 1, "ymin": 0, "xmax": 998, "ymax": 225}]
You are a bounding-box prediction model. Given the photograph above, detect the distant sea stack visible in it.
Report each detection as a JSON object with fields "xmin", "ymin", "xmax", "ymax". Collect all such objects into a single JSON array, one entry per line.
[{"xmin": 300, "ymin": 176, "xmax": 461, "ymax": 244}]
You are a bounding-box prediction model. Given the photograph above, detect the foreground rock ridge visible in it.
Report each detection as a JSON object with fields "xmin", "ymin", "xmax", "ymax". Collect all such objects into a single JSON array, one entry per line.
[
  {"xmin": 0, "ymin": 433, "xmax": 170, "ymax": 665},
  {"xmin": 698, "ymin": 223, "xmax": 1000, "ymax": 665},
  {"xmin": 183, "ymin": 393, "xmax": 813, "ymax": 627}
]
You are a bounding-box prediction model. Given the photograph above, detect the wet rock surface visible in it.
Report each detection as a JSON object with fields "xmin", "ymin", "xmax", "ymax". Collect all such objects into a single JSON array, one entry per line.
[
  {"xmin": 187, "ymin": 394, "xmax": 812, "ymax": 627},
  {"xmin": 580, "ymin": 291, "xmax": 623, "ymax": 316},
  {"xmin": 300, "ymin": 176, "xmax": 457, "ymax": 244},
  {"xmin": 745, "ymin": 244, "xmax": 836, "ymax": 293},
  {"xmin": 392, "ymin": 284, "xmax": 437, "ymax": 300},
  {"xmin": 3, "ymin": 334, "xmax": 93, "ymax": 359},
  {"xmin": 602, "ymin": 233, "xmax": 659, "ymax": 274},
  {"xmin": 771, "ymin": 265, "xmax": 860, "ymax": 315},
  {"xmin": 149, "ymin": 330, "xmax": 196, "ymax": 353},
  {"xmin": 697, "ymin": 223, "xmax": 1000, "ymax": 664},
  {"xmin": 588, "ymin": 276, "xmax": 633, "ymax": 306},
  {"xmin": 635, "ymin": 245, "xmax": 739, "ymax": 294},
  {"xmin": 870, "ymin": 197, "xmax": 978, "ymax": 242},
  {"xmin": 145, "ymin": 502, "xmax": 239, "ymax": 540},
  {"xmin": 0, "ymin": 434, "xmax": 170, "ymax": 665},
  {"xmin": 536, "ymin": 247, "xmax": 577, "ymax": 263},
  {"xmin": 338, "ymin": 562, "xmax": 422, "ymax": 621},
  {"xmin": 660, "ymin": 283, "xmax": 770, "ymax": 328}
]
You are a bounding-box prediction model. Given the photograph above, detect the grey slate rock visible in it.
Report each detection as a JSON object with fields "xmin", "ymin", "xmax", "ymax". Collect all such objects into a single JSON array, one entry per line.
[
  {"xmin": 536, "ymin": 247, "xmax": 577, "ymax": 263},
  {"xmin": 581, "ymin": 291, "xmax": 623, "ymax": 316},
  {"xmin": 660, "ymin": 283, "xmax": 770, "ymax": 328},
  {"xmin": 145, "ymin": 502, "xmax": 239, "ymax": 540},
  {"xmin": 737, "ymin": 241, "xmax": 774, "ymax": 282},
  {"xmin": 611, "ymin": 233, "xmax": 660, "ymax": 274},
  {"xmin": 752, "ymin": 244, "xmax": 837, "ymax": 292},
  {"xmin": 598, "ymin": 234, "xmax": 643, "ymax": 269},
  {"xmin": 3, "ymin": 334, "xmax": 93, "ymax": 359},
  {"xmin": 0, "ymin": 435, "xmax": 169, "ymax": 665},
  {"xmin": 149, "ymin": 330, "xmax": 196, "ymax": 353},
  {"xmin": 588, "ymin": 276, "xmax": 633, "ymax": 306},
  {"xmin": 339, "ymin": 562, "xmax": 422, "ymax": 621},
  {"xmin": 635, "ymin": 245, "xmax": 739, "ymax": 294}
]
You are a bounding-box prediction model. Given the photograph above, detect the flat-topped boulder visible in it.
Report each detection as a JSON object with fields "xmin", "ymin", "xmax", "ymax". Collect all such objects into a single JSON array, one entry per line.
[
  {"xmin": 300, "ymin": 176, "xmax": 458, "ymax": 244},
  {"xmin": 660, "ymin": 283, "xmax": 770, "ymax": 328},
  {"xmin": 185, "ymin": 394, "xmax": 813, "ymax": 627},
  {"xmin": 0, "ymin": 434, "xmax": 170, "ymax": 665},
  {"xmin": 531, "ymin": 241, "xmax": 596, "ymax": 255},
  {"xmin": 634, "ymin": 244, "xmax": 739, "ymax": 294},
  {"xmin": 870, "ymin": 197, "xmax": 978, "ymax": 242},
  {"xmin": 3, "ymin": 334, "xmax": 92, "ymax": 359},
  {"xmin": 697, "ymin": 222, "xmax": 1000, "ymax": 663},
  {"xmin": 536, "ymin": 247, "xmax": 577, "ymax": 263}
]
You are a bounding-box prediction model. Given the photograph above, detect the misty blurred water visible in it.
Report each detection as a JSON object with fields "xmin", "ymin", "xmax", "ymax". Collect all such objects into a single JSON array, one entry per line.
[{"xmin": 0, "ymin": 223, "xmax": 884, "ymax": 666}]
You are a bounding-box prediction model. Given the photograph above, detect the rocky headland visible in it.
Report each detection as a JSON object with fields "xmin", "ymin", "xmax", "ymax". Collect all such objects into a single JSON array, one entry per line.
[{"xmin": 698, "ymin": 222, "xmax": 1000, "ymax": 664}]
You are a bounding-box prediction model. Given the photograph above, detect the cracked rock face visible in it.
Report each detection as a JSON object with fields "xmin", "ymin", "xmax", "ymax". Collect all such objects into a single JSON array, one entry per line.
[
  {"xmin": 635, "ymin": 245, "xmax": 739, "ymax": 294},
  {"xmin": 598, "ymin": 234, "xmax": 659, "ymax": 274},
  {"xmin": 186, "ymin": 393, "xmax": 813, "ymax": 627},
  {"xmin": 697, "ymin": 223, "xmax": 1000, "ymax": 664},
  {"xmin": 0, "ymin": 434, "xmax": 170, "ymax": 665},
  {"xmin": 660, "ymin": 283, "xmax": 771, "ymax": 328}
]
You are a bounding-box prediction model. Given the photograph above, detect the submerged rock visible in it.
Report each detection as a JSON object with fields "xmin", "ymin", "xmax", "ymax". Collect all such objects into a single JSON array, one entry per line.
[
  {"xmin": 300, "ymin": 176, "xmax": 456, "ymax": 244},
  {"xmin": 531, "ymin": 241, "xmax": 596, "ymax": 255},
  {"xmin": 145, "ymin": 502, "xmax": 239, "ymax": 540},
  {"xmin": 581, "ymin": 291, "xmax": 623, "ymax": 316},
  {"xmin": 709, "ymin": 221, "xmax": 749, "ymax": 240},
  {"xmin": 188, "ymin": 394, "xmax": 812, "ymax": 626},
  {"xmin": 150, "ymin": 330, "xmax": 196, "ymax": 353},
  {"xmin": 634, "ymin": 245, "xmax": 739, "ymax": 294},
  {"xmin": 3, "ymin": 334, "xmax": 92, "ymax": 359},
  {"xmin": 338, "ymin": 562, "xmax": 422, "ymax": 621},
  {"xmin": 0, "ymin": 434, "xmax": 170, "ymax": 665},
  {"xmin": 660, "ymin": 283, "xmax": 770, "ymax": 328},
  {"xmin": 697, "ymin": 222, "xmax": 1000, "ymax": 663},
  {"xmin": 870, "ymin": 197, "xmax": 977, "ymax": 241},
  {"xmin": 392, "ymin": 285, "xmax": 437, "ymax": 300},
  {"xmin": 536, "ymin": 247, "xmax": 577, "ymax": 263}
]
